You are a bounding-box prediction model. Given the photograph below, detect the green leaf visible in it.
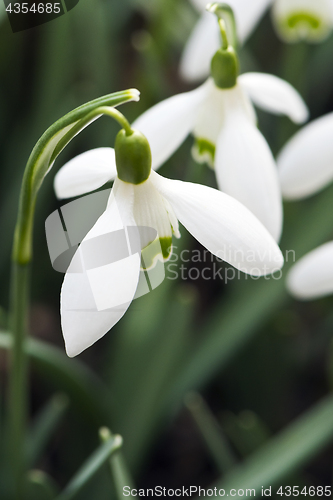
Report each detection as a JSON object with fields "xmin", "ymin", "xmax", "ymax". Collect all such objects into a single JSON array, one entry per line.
[
  {"xmin": 0, "ymin": 331, "xmax": 113, "ymax": 425},
  {"xmin": 100, "ymin": 427, "xmax": 136, "ymax": 499},
  {"xmin": 56, "ymin": 434, "xmax": 123, "ymax": 500},
  {"xmin": 26, "ymin": 393, "xmax": 69, "ymax": 467},
  {"xmin": 197, "ymin": 394, "xmax": 333, "ymax": 499},
  {"xmin": 185, "ymin": 392, "xmax": 236, "ymax": 474},
  {"xmin": 24, "ymin": 470, "xmax": 59, "ymax": 500}
]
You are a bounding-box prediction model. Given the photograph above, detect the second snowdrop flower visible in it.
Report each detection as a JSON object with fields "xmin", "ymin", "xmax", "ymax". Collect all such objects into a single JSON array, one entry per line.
[
  {"xmin": 55, "ymin": 107, "xmax": 283, "ymax": 357},
  {"xmin": 134, "ymin": 4, "xmax": 308, "ymax": 242}
]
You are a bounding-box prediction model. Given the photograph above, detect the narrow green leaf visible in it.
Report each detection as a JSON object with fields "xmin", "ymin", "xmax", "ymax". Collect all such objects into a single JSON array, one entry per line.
[
  {"xmin": 24, "ymin": 470, "xmax": 59, "ymax": 500},
  {"xmin": 198, "ymin": 394, "xmax": 333, "ymax": 499},
  {"xmin": 0, "ymin": 332, "xmax": 112, "ymax": 425},
  {"xmin": 100, "ymin": 428, "xmax": 135, "ymax": 499},
  {"xmin": 222, "ymin": 410, "xmax": 270, "ymax": 457},
  {"xmin": 26, "ymin": 393, "xmax": 69, "ymax": 467},
  {"xmin": 185, "ymin": 392, "xmax": 237, "ymax": 474},
  {"xmin": 56, "ymin": 434, "xmax": 123, "ymax": 500}
]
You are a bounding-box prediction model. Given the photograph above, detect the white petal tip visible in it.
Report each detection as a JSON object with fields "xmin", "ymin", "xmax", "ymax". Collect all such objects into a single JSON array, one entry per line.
[
  {"xmin": 129, "ymin": 89, "xmax": 140, "ymax": 102},
  {"xmin": 293, "ymin": 105, "xmax": 310, "ymax": 125},
  {"xmin": 286, "ymin": 242, "xmax": 333, "ymax": 300},
  {"xmin": 65, "ymin": 347, "xmax": 78, "ymax": 358}
]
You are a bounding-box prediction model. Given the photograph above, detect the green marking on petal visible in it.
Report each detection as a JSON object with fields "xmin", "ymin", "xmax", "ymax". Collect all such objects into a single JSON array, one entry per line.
[
  {"xmin": 192, "ymin": 138, "xmax": 215, "ymax": 169},
  {"xmin": 141, "ymin": 237, "xmax": 172, "ymax": 270},
  {"xmin": 276, "ymin": 11, "xmax": 330, "ymax": 42},
  {"xmin": 287, "ymin": 13, "xmax": 320, "ymax": 30}
]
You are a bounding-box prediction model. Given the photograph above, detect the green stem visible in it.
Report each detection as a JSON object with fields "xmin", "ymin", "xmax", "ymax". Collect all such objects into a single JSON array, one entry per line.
[
  {"xmin": 7, "ymin": 263, "xmax": 30, "ymax": 498},
  {"xmin": 97, "ymin": 106, "xmax": 133, "ymax": 136},
  {"xmin": 218, "ymin": 19, "xmax": 229, "ymax": 50},
  {"xmin": 99, "ymin": 428, "xmax": 136, "ymax": 499},
  {"xmin": 7, "ymin": 89, "xmax": 138, "ymax": 497},
  {"xmin": 206, "ymin": 2, "xmax": 238, "ymax": 48}
]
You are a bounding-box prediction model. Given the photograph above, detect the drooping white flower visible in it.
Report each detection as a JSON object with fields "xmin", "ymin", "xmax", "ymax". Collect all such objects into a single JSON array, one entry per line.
[
  {"xmin": 181, "ymin": 0, "xmax": 333, "ymax": 82},
  {"xmin": 278, "ymin": 112, "xmax": 333, "ymax": 199},
  {"xmin": 132, "ymin": 74, "xmax": 308, "ymax": 242},
  {"xmin": 287, "ymin": 242, "xmax": 333, "ymax": 299},
  {"xmin": 55, "ymin": 131, "xmax": 284, "ymax": 357}
]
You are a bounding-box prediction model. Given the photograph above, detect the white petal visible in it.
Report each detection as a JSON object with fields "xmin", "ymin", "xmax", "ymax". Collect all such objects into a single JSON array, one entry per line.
[
  {"xmin": 133, "ymin": 179, "xmax": 176, "ymax": 244},
  {"xmin": 132, "ymin": 82, "xmax": 208, "ymax": 170},
  {"xmin": 272, "ymin": 0, "xmax": 333, "ymax": 43},
  {"xmin": 215, "ymin": 110, "xmax": 283, "ymax": 242},
  {"xmin": 151, "ymin": 171, "xmax": 284, "ymax": 276},
  {"xmin": 278, "ymin": 112, "xmax": 333, "ymax": 199},
  {"xmin": 179, "ymin": 12, "xmax": 220, "ymax": 83},
  {"xmin": 61, "ymin": 179, "xmax": 141, "ymax": 357},
  {"xmin": 239, "ymin": 72, "xmax": 309, "ymax": 124},
  {"xmin": 229, "ymin": 0, "xmax": 273, "ymax": 42},
  {"xmin": 194, "ymin": 81, "xmax": 256, "ymax": 145},
  {"xmin": 287, "ymin": 242, "xmax": 333, "ymax": 300},
  {"xmin": 54, "ymin": 148, "xmax": 116, "ymax": 199}
]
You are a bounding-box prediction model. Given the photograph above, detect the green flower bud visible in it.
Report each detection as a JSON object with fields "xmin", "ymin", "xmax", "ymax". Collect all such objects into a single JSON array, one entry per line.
[
  {"xmin": 115, "ymin": 129, "xmax": 152, "ymax": 185},
  {"xmin": 211, "ymin": 46, "xmax": 239, "ymax": 89}
]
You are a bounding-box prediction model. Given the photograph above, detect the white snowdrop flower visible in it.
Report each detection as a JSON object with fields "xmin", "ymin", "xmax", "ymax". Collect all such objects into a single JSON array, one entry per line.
[
  {"xmin": 134, "ymin": 3, "xmax": 308, "ymax": 242},
  {"xmin": 287, "ymin": 242, "xmax": 333, "ymax": 300},
  {"xmin": 278, "ymin": 112, "xmax": 333, "ymax": 199},
  {"xmin": 272, "ymin": 0, "xmax": 333, "ymax": 44},
  {"xmin": 55, "ymin": 127, "xmax": 284, "ymax": 357},
  {"xmin": 133, "ymin": 74, "xmax": 308, "ymax": 242},
  {"xmin": 181, "ymin": 0, "xmax": 333, "ymax": 83}
]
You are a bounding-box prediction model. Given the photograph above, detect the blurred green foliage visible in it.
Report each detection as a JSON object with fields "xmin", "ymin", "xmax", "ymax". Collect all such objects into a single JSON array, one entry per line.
[{"xmin": 0, "ymin": 0, "xmax": 333, "ymax": 498}]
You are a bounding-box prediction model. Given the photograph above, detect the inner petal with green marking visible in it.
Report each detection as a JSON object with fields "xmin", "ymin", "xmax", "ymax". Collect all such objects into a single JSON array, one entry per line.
[
  {"xmin": 192, "ymin": 137, "xmax": 216, "ymax": 168},
  {"xmin": 274, "ymin": 9, "xmax": 331, "ymax": 42},
  {"xmin": 132, "ymin": 178, "xmax": 180, "ymax": 269}
]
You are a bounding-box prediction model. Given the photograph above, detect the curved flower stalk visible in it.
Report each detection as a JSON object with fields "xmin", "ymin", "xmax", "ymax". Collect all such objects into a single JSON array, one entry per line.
[
  {"xmin": 181, "ymin": 0, "xmax": 333, "ymax": 82},
  {"xmin": 131, "ymin": 67, "xmax": 308, "ymax": 242},
  {"xmin": 277, "ymin": 112, "xmax": 333, "ymax": 300},
  {"xmin": 55, "ymin": 119, "xmax": 284, "ymax": 357},
  {"xmin": 180, "ymin": 0, "xmax": 272, "ymax": 82}
]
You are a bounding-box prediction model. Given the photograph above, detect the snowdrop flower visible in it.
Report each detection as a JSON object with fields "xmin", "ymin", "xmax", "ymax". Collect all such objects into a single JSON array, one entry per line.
[
  {"xmin": 272, "ymin": 0, "xmax": 333, "ymax": 44},
  {"xmin": 287, "ymin": 242, "xmax": 333, "ymax": 300},
  {"xmin": 278, "ymin": 112, "xmax": 333, "ymax": 300},
  {"xmin": 133, "ymin": 7, "xmax": 308, "ymax": 242},
  {"xmin": 181, "ymin": 0, "xmax": 333, "ymax": 82},
  {"xmin": 55, "ymin": 119, "xmax": 283, "ymax": 357},
  {"xmin": 278, "ymin": 112, "xmax": 333, "ymax": 199}
]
